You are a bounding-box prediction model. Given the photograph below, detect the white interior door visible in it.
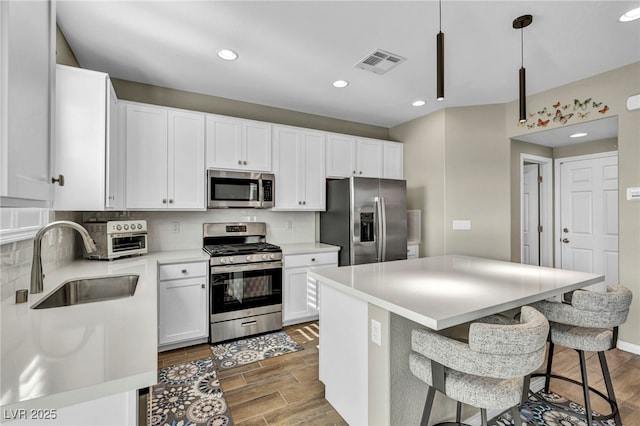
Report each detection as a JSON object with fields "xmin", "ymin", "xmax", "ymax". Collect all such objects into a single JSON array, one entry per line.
[
  {"xmin": 522, "ymin": 163, "xmax": 540, "ymax": 265},
  {"xmin": 559, "ymin": 153, "xmax": 618, "ymax": 291}
]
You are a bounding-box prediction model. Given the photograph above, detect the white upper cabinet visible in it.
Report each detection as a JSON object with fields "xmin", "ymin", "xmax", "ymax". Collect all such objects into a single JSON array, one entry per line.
[
  {"xmin": 383, "ymin": 141, "xmax": 404, "ymax": 179},
  {"xmin": 124, "ymin": 102, "xmax": 205, "ymax": 210},
  {"xmin": 326, "ymin": 133, "xmax": 403, "ymax": 180},
  {"xmin": 355, "ymin": 138, "xmax": 384, "ymax": 178},
  {"xmin": 206, "ymin": 115, "xmax": 271, "ymax": 172},
  {"xmin": 0, "ymin": 0, "xmax": 55, "ymax": 207},
  {"xmin": 273, "ymin": 125, "xmax": 325, "ymax": 211},
  {"xmin": 54, "ymin": 65, "xmax": 123, "ymax": 211}
]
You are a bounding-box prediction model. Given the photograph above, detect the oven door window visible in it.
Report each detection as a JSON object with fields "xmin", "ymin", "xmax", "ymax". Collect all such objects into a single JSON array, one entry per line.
[
  {"xmin": 110, "ymin": 234, "xmax": 146, "ymax": 253},
  {"xmin": 211, "ymin": 178, "xmax": 259, "ymax": 202},
  {"xmin": 211, "ymin": 267, "xmax": 282, "ymax": 313}
]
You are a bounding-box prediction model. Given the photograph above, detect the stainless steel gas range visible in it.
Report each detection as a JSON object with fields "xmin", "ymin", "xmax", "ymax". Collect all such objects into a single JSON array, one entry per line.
[{"xmin": 203, "ymin": 222, "xmax": 282, "ymax": 343}]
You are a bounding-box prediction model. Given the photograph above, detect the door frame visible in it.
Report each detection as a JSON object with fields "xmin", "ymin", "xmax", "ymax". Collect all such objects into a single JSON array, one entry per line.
[
  {"xmin": 520, "ymin": 153, "xmax": 553, "ymax": 267},
  {"xmin": 553, "ymin": 150, "xmax": 618, "ymax": 269}
]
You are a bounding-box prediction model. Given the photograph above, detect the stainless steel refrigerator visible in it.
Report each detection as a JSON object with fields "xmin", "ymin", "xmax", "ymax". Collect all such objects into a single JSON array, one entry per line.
[{"xmin": 320, "ymin": 177, "xmax": 408, "ymax": 266}]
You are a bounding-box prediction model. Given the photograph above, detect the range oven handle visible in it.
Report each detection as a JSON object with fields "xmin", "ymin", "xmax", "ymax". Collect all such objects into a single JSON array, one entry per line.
[{"xmin": 211, "ymin": 261, "xmax": 283, "ymax": 274}]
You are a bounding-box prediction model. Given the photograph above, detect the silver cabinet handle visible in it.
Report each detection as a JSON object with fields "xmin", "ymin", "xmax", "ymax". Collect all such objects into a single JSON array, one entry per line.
[
  {"xmin": 359, "ymin": 171, "xmax": 363, "ymax": 175},
  {"xmin": 238, "ymin": 160, "xmax": 242, "ymax": 165},
  {"xmin": 162, "ymin": 199, "xmax": 167, "ymax": 204},
  {"xmin": 169, "ymin": 199, "xmax": 174, "ymax": 204},
  {"xmin": 311, "ymin": 258, "xmax": 316, "ymax": 262},
  {"xmin": 201, "ymin": 284, "xmax": 205, "ymax": 289},
  {"xmin": 181, "ymin": 269, "xmax": 187, "ymax": 274},
  {"xmin": 243, "ymin": 161, "xmax": 247, "ymax": 165}
]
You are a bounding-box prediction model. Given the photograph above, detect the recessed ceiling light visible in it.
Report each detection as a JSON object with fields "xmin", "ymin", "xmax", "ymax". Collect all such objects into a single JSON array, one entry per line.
[
  {"xmin": 570, "ymin": 132, "xmax": 588, "ymax": 138},
  {"xmin": 332, "ymin": 80, "xmax": 349, "ymax": 88},
  {"xmin": 619, "ymin": 6, "xmax": 640, "ymax": 22},
  {"xmin": 412, "ymin": 100, "xmax": 426, "ymax": 107},
  {"xmin": 217, "ymin": 49, "xmax": 238, "ymax": 61}
]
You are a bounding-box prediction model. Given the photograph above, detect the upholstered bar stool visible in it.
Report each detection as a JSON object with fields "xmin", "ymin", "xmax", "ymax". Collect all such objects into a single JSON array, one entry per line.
[
  {"xmin": 530, "ymin": 284, "xmax": 632, "ymax": 425},
  {"xmin": 409, "ymin": 306, "xmax": 549, "ymax": 426}
]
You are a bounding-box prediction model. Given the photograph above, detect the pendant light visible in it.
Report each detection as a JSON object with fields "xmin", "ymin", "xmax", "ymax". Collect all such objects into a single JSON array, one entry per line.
[
  {"xmin": 513, "ymin": 14, "xmax": 532, "ymax": 123},
  {"xmin": 436, "ymin": 0, "xmax": 444, "ymax": 101}
]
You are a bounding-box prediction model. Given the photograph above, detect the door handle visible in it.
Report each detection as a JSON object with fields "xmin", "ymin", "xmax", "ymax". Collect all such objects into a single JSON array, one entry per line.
[
  {"xmin": 563, "ymin": 228, "xmax": 569, "ymax": 233},
  {"xmin": 562, "ymin": 238, "xmax": 570, "ymax": 243}
]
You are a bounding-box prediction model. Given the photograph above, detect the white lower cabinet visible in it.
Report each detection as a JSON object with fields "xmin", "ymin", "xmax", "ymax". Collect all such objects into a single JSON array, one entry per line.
[
  {"xmin": 158, "ymin": 262, "xmax": 209, "ymax": 351},
  {"xmin": 407, "ymin": 243, "xmax": 419, "ymax": 259},
  {"xmin": 283, "ymin": 251, "xmax": 338, "ymax": 325}
]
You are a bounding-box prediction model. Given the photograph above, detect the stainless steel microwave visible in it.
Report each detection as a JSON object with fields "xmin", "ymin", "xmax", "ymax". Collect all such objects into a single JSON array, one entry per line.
[{"xmin": 207, "ymin": 170, "xmax": 275, "ymax": 208}]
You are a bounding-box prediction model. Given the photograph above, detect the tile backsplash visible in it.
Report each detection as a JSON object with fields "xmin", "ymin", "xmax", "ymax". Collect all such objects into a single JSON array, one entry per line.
[
  {"xmin": 0, "ymin": 211, "xmax": 82, "ymax": 301},
  {"xmin": 82, "ymin": 210, "xmax": 317, "ymax": 252}
]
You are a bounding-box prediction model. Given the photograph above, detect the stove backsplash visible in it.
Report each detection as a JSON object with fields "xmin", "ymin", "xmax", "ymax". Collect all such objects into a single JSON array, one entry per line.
[{"xmin": 83, "ymin": 210, "xmax": 316, "ymax": 252}]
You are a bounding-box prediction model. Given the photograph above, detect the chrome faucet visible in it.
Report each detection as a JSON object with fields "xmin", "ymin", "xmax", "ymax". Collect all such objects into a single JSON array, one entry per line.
[{"xmin": 30, "ymin": 221, "xmax": 97, "ymax": 294}]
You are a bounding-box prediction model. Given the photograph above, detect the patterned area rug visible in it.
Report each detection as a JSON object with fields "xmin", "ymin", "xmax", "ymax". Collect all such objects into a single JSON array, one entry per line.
[
  {"xmin": 490, "ymin": 391, "xmax": 616, "ymax": 426},
  {"xmin": 210, "ymin": 330, "xmax": 304, "ymax": 371},
  {"xmin": 149, "ymin": 357, "xmax": 234, "ymax": 426}
]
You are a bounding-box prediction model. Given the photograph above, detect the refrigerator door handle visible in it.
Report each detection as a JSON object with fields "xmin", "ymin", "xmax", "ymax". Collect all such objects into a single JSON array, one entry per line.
[
  {"xmin": 379, "ymin": 196, "xmax": 387, "ymax": 261},
  {"xmin": 374, "ymin": 196, "xmax": 382, "ymax": 262}
]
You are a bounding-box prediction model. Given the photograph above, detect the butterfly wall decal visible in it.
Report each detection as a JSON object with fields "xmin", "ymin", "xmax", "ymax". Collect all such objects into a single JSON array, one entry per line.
[
  {"xmin": 538, "ymin": 107, "xmax": 548, "ymax": 115},
  {"xmin": 593, "ymin": 101, "xmax": 602, "ymax": 108},
  {"xmin": 578, "ymin": 112, "xmax": 590, "ymax": 119},
  {"xmin": 553, "ymin": 109, "xmax": 574, "ymax": 125},
  {"xmin": 537, "ymin": 118, "xmax": 550, "ymax": 127},
  {"xmin": 553, "ymin": 101, "xmax": 561, "ymax": 108},
  {"xmin": 527, "ymin": 123, "xmax": 536, "ymax": 129},
  {"xmin": 562, "ymin": 105, "xmax": 569, "ymax": 110},
  {"xmin": 574, "ymin": 98, "xmax": 592, "ymax": 111},
  {"xmin": 598, "ymin": 105, "xmax": 609, "ymax": 114}
]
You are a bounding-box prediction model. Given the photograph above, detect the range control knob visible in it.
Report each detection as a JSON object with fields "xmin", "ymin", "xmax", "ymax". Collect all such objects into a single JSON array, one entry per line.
[
  {"xmin": 124, "ymin": 224, "xmax": 129, "ymax": 230},
  {"xmin": 262, "ymin": 254, "xmax": 268, "ymax": 260},
  {"xmin": 137, "ymin": 224, "xmax": 143, "ymax": 230},
  {"xmin": 270, "ymin": 254, "xmax": 276, "ymax": 259},
  {"xmin": 246, "ymin": 256, "xmax": 252, "ymax": 261},
  {"xmin": 229, "ymin": 257, "xmax": 235, "ymax": 263},
  {"xmin": 116, "ymin": 225, "xmax": 122, "ymax": 231}
]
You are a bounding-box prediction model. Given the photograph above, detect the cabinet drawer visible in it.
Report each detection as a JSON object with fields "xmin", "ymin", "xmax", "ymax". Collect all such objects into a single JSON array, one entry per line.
[
  {"xmin": 284, "ymin": 252, "xmax": 338, "ymax": 269},
  {"xmin": 159, "ymin": 262, "xmax": 208, "ymax": 281}
]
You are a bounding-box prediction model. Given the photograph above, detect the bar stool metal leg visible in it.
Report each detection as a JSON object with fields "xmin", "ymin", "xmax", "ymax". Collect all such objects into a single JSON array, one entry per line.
[
  {"xmin": 578, "ymin": 350, "xmax": 594, "ymax": 425},
  {"xmin": 598, "ymin": 351, "xmax": 622, "ymax": 426},
  {"xmin": 420, "ymin": 386, "xmax": 436, "ymax": 426},
  {"xmin": 544, "ymin": 342, "xmax": 555, "ymax": 393},
  {"xmin": 510, "ymin": 406, "xmax": 522, "ymax": 426}
]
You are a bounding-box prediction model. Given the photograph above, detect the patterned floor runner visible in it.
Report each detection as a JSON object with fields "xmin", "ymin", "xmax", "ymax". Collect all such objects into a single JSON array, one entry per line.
[
  {"xmin": 490, "ymin": 391, "xmax": 616, "ymax": 426},
  {"xmin": 148, "ymin": 357, "xmax": 234, "ymax": 426},
  {"xmin": 210, "ymin": 330, "xmax": 304, "ymax": 371}
]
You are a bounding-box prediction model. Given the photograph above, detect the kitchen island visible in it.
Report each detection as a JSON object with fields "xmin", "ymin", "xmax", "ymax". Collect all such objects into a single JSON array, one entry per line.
[
  {"xmin": 0, "ymin": 249, "xmax": 209, "ymax": 425},
  {"xmin": 308, "ymin": 255, "xmax": 604, "ymax": 425}
]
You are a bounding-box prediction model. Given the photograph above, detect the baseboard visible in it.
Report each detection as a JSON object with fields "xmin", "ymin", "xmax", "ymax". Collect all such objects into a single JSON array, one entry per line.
[
  {"xmin": 617, "ymin": 339, "xmax": 640, "ymax": 355},
  {"xmin": 462, "ymin": 377, "xmax": 545, "ymax": 425}
]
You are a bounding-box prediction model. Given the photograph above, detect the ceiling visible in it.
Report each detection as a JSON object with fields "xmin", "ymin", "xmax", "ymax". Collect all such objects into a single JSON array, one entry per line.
[{"xmin": 56, "ymin": 1, "xmax": 640, "ymax": 129}]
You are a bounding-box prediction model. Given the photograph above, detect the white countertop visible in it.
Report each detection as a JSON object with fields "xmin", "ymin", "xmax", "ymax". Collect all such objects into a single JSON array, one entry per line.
[
  {"xmin": 279, "ymin": 242, "xmax": 340, "ymax": 255},
  {"xmin": 0, "ymin": 249, "xmax": 209, "ymax": 411},
  {"xmin": 308, "ymin": 255, "xmax": 604, "ymax": 330}
]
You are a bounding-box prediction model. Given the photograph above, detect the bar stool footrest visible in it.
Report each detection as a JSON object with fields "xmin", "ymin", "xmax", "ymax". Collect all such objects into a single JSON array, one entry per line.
[{"xmin": 530, "ymin": 373, "xmax": 619, "ymax": 422}]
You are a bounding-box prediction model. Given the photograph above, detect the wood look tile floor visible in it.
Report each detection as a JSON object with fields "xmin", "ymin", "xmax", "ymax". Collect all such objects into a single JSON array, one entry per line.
[
  {"xmin": 157, "ymin": 322, "xmax": 347, "ymax": 425},
  {"xmin": 158, "ymin": 322, "xmax": 640, "ymax": 426}
]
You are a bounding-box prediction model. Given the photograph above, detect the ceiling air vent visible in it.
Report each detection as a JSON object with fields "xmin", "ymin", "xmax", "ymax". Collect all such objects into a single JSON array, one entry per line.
[{"xmin": 355, "ymin": 49, "xmax": 406, "ymax": 75}]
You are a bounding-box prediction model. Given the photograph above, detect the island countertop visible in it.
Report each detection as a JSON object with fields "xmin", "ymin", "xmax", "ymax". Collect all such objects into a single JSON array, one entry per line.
[
  {"xmin": 0, "ymin": 249, "xmax": 209, "ymax": 412},
  {"xmin": 308, "ymin": 254, "xmax": 604, "ymax": 330}
]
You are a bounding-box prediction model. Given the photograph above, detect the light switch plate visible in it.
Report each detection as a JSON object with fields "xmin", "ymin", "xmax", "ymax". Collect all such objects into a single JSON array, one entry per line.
[
  {"xmin": 371, "ymin": 319, "xmax": 381, "ymax": 346},
  {"xmin": 452, "ymin": 220, "xmax": 472, "ymax": 230},
  {"xmin": 627, "ymin": 187, "xmax": 640, "ymax": 201}
]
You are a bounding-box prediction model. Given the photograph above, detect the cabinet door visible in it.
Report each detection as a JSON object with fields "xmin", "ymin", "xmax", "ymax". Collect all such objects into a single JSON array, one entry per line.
[
  {"xmin": 168, "ymin": 110, "xmax": 205, "ymax": 210},
  {"xmin": 273, "ymin": 126, "xmax": 300, "ymax": 209},
  {"xmin": 205, "ymin": 114, "xmax": 242, "ymax": 170},
  {"xmin": 125, "ymin": 103, "xmax": 168, "ymax": 209},
  {"xmin": 283, "ymin": 268, "xmax": 313, "ymax": 323},
  {"xmin": 54, "ymin": 66, "xmax": 108, "ymax": 211},
  {"xmin": 105, "ymin": 81, "xmax": 123, "ymax": 209},
  {"xmin": 243, "ymin": 120, "xmax": 272, "ymax": 172},
  {"xmin": 158, "ymin": 277, "xmax": 208, "ymax": 346},
  {"xmin": 356, "ymin": 138, "xmax": 383, "ymax": 178},
  {"xmin": 301, "ymin": 131, "xmax": 325, "ymax": 210},
  {"xmin": 383, "ymin": 141, "xmax": 404, "ymax": 180},
  {"xmin": 0, "ymin": 0, "xmax": 54, "ymax": 205},
  {"xmin": 326, "ymin": 134, "xmax": 356, "ymax": 178}
]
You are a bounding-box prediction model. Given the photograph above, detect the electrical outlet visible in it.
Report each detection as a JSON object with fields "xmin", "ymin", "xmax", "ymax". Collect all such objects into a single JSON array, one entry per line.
[
  {"xmin": 171, "ymin": 222, "xmax": 180, "ymax": 233},
  {"xmin": 286, "ymin": 220, "xmax": 293, "ymax": 230},
  {"xmin": 371, "ymin": 319, "xmax": 382, "ymax": 346},
  {"xmin": 452, "ymin": 220, "xmax": 471, "ymax": 230}
]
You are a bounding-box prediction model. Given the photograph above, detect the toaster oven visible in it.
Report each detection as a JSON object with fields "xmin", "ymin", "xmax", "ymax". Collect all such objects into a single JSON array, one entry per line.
[{"xmin": 84, "ymin": 220, "xmax": 148, "ymax": 260}]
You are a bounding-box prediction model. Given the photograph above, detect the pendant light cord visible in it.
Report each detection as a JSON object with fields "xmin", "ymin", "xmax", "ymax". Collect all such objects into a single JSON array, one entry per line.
[
  {"xmin": 439, "ymin": 0, "xmax": 442, "ymax": 31},
  {"xmin": 521, "ymin": 27, "xmax": 524, "ymax": 68}
]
